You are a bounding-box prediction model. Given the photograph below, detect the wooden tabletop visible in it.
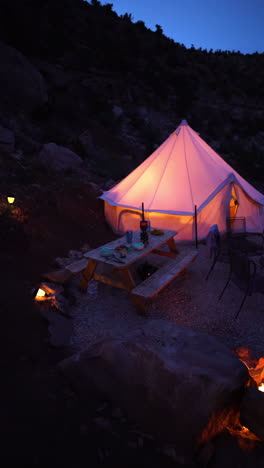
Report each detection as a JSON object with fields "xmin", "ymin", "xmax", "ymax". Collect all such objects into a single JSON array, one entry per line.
[{"xmin": 84, "ymin": 229, "xmax": 177, "ymax": 268}]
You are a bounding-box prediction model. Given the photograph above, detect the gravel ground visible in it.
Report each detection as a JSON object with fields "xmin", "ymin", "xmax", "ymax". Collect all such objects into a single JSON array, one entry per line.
[{"xmin": 69, "ymin": 244, "xmax": 264, "ymax": 359}]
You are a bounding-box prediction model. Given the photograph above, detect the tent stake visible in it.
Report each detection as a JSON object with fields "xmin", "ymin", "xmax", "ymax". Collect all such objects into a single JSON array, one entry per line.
[{"xmin": 194, "ymin": 205, "xmax": 198, "ymax": 248}]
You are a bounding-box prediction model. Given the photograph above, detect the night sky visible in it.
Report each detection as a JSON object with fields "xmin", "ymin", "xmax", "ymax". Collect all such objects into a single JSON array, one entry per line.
[{"xmin": 108, "ymin": 0, "xmax": 264, "ymax": 54}]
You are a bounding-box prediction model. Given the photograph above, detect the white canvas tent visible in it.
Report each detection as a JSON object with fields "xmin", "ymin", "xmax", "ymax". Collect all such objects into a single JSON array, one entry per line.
[{"xmin": 100, "ymin": 120, "xmax": 264, "ymax": 241}]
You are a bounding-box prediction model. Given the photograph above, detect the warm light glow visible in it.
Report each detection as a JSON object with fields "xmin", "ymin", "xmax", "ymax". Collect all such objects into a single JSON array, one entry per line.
[
  {"xmin": 226, "ymin": 347, "xmax": 264, "ymax": 445},
  {"xmin": 35, "ymin": 288, "xmax": 46, "ymax": 299},
  {"xmin": 236, "ymin": 348, "xmax": 264, "ymax": 393},
  {"xmin": 7, "ymin": 197, "xmax": 15, "ymax": 204}
]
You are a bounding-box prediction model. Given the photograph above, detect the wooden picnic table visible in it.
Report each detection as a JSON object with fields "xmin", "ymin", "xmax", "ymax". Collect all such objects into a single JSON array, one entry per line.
[{"xmin": 79, "ymin": 229, "xmax": 178, "ymax": 292}]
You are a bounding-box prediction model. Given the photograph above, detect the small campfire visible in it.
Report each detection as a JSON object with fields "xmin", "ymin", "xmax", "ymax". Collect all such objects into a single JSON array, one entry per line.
[{"xmin": 224, "ymin": 347, "xmax": 264, "ymax": 448}]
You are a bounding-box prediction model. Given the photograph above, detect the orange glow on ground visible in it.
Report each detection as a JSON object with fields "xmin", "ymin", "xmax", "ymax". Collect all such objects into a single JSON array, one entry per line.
[{"xmin": 235, "ymin": 347, "xmax": 264, "ymax": 391}]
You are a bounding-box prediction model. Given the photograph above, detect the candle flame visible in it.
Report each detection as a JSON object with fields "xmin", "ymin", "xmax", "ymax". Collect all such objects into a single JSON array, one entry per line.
[{"xmin": 35, "ymin": 288, "xmax": 46, "ymax": 299}]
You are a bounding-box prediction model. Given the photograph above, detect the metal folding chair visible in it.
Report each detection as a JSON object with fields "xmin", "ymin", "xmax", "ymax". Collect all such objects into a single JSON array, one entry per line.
[
  {"xmin": 226, "ymin": 217, "xmax": 246, "ymax": 237},
  {"xmin": 218, "ymin": 249, "xmax": 262, "ymax": 319}
]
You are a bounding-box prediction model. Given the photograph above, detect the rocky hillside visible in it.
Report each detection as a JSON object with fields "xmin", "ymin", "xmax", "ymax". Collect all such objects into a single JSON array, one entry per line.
[
  {"xmin": 0, "ymin": 3, "xmax": 264, "ymax": 466},
  {"xmin": 0, "ymin": 0, "xmax": 263, "ymax": 190}
]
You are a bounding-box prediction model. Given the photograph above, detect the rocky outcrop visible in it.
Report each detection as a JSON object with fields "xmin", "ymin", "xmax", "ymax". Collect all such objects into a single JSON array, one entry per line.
[
  {"xmin": 77, "ymin": 130, "xmax": 94, "ymax": 156},
  {"xmin": 0, "ymin": 42, "xmax": 47, "ymax": 112},
  {"xmin": 0, "ymin": 125, "xmax": 15, "ymax": 153},
  {"xmin": 59, "ymin": 320, "xmax": 249, "ymax": 462},
  {"xmin": 39, "ymin": 143, "xmax": 82, "ymax": 171},
  {"xmin": 40, "ymin": 307, "xmax": 73, "ymax": 348}
]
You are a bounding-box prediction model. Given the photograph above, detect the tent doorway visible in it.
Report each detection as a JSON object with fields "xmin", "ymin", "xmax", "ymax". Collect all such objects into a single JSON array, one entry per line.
[{"xmin": 229, "ymin": 186, "xmax": 239, "ymax": 228}]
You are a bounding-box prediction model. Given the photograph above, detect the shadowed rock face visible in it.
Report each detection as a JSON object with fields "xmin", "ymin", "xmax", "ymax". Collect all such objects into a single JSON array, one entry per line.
[
  {"xmin": 0, "ymin": 2, "xmax": 263, "ymax": 189},
  {"xmin": 0, "ymin": 124, "xmax": 15, "ymax": 153},
  {"xmin": 59, "ymin": 319, "xmax": 249, "ymax": 461},
  {"xmin": 0, "ymin": 41, "xmax": 47, "ymax": 112},
  {"xmin": 39, "ymin": 142, "xmax": 82, "ymax": 171}
]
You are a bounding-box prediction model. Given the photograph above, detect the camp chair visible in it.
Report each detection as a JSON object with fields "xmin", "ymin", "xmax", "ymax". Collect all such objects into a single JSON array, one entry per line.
[
  {"xmin": 226, "ymin": 216, "xmax": 248, "ymax": 251},
  {"xmin": 247, "ymin": 228, "xmax": 264, "ymax": 255},
  {"xmin": 226, "ymin": 216, "xmax": 246, "ymax": 237},
  {"xmin": 218, "ymin": 249, "xmax": 264, "ymax": 319},
  {"xmin": 205, "ymin": 225, "xmax": 230, "ymax": 280},
  {"xmin": 227, "ymin": 217, "xmax": 263, "ymax": 255},
  {"xmin": 205, "ymin": 226, "xmax": 221, "ymax": 280}
]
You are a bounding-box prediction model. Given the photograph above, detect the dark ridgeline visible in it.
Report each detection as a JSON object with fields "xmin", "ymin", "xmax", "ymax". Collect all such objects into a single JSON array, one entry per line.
[{"xmin": 0, "ymin": 0, "xmax": 263, "ymax": 185}]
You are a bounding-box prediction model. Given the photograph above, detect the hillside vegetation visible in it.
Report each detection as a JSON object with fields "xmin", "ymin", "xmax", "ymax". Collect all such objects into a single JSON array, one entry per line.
[{"xmin": 0, "ymin": 0, "xmax": 263, "ymax": 186}]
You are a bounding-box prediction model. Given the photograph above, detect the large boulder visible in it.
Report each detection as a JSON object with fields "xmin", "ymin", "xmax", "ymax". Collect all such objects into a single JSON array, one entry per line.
[
  {"xmin": 0, "ymin": 125, "xmax": 15, "ymax": 153},
  {"xmin": 40, "ymin": 308, "xmax": 73, "ymax": 348},
  {"xmin": 59, "ymin": 320, "xmax": 249, "ymax": 462},
  {"xmin": 77, "ymin": 130, "xmax": 94, "ymax": 155},
  {"xmin": 39, "ymin": 143, "xmax": 82, "ymax": 172},
  {"xmin": 0, "ymin": 42, "xmax": 47, "ymax": 112},
  {"xmin": 33, "ymin": 60, "xmax": 69, "ymax": 90}
]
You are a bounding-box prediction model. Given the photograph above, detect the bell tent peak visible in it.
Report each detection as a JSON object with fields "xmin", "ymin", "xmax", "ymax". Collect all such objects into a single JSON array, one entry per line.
[{"xmin": 100, "ymin": 120, "xmax": 264, "ymax": 241}]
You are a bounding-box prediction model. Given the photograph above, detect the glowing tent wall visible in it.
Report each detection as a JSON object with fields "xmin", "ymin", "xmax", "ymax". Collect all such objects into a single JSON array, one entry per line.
[
  {"xmin": 101, "ymin": 121, "xmax": 264, "ymax": 241},
  {"xmin": 104, "ymin": 182, "xmax": 264, "ymax": 241}
]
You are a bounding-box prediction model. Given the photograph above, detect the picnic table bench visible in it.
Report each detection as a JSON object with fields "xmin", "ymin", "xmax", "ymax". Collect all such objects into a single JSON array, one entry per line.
[
  {"xmin": 131, "ymin": 249, "xmax": 198, "ymax": 314},
  {"xmin": 65, "ymin": 229, "xmax": 198, "ymax": 314}
]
